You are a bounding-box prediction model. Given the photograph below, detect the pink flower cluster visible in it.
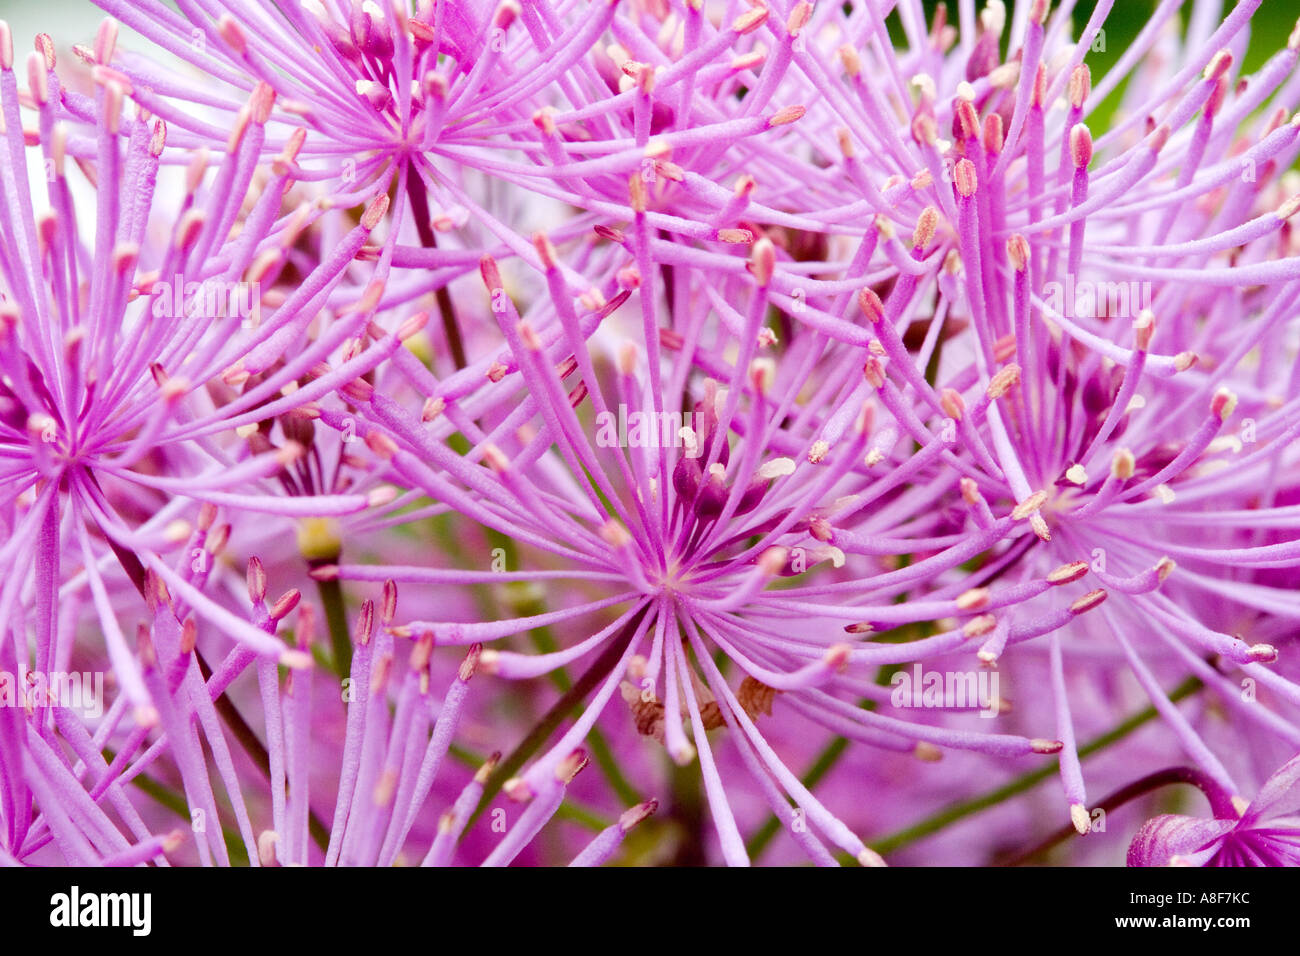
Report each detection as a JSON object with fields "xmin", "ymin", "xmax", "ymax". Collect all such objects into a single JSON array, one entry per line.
[{"xmin": 2, "ymin": 0, "xmax": 1300, "ymax": 867}]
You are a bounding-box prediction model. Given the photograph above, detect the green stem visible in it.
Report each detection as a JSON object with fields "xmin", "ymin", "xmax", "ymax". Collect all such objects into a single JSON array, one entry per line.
[
  {"xmin": 585, "ymin": 727, "xmax": 644, "ymax": 807},
  {"xmin": 553, "ymin": 801, "xmax": 614, "ymax": 833},
  {"xmin": 746, "ymin": 737, "xmax": 848, "ymax": 860},
  {"xmin": 444, "ymin": 743, "xmax": 612, "ymax": 834},
  {"xmin": 406, "ymin": 171, "xmax": 468, "ymax": 370},
  {"xmin": 667, "ymin": 752, "xmax": 706, "ymax": 866},
  {"xmin": 98, "ymin": 516, "xmax": 330, "ymax": 856},
  {"xmin": 868, "ymin": 675, "xmax": 1203, "ymax": 857},
  {"xmin": 312, "ymin": 570, "xmax": 352, "ymax": 679}
]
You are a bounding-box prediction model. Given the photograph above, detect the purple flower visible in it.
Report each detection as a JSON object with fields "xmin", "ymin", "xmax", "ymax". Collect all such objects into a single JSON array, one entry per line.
[
  {"xmin": 7, "ymin": 0, "xmax": 1300, "ymax": 869},
  {"xmin": 320, "ymin": 229, "xmax": 1110, "ymax": 866},
  {"xmin": 1129, "ymin": 752, "xmax": 1300, "ymax": 866},
  {"xmin": 0, "ymin": 16, "xmax": 404, "ymax": 861},
  {"xmin": 750, "ymin": 0, "xmax": 1300, "ymax": 835},
  {"xmin": 93, "ymin": 0, "xmax": 826, "ymax": 376}
]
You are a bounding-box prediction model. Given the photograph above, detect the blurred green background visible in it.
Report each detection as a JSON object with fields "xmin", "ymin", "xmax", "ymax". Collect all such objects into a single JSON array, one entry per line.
[{"xmin": 895, "ymin": 0, "xmax": 1297, "ymax": 126}]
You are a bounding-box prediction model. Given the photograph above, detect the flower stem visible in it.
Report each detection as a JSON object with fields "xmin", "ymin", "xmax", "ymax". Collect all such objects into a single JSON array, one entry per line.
[
  {"xmin": 502, "ymin": 553, "xmax": 645, "ymax": 807},
  {"xmin": 867, "ymin": 675, "xmax": 1203, "ymax": 857},
  {"xmin": 312, "ymin": 568, "xmax": 353, "ymax": 679},
  {"xmin": 1001, "ymin": 765, "xmax": 1237, "ymax": 866},
  {"xmin": 406, "ymin": 170, "xmax": 468, "ymax": 370},
  {"xmin": 667, "ymin": 752, "xmax": 706, "ymax": 865},
  {"xmin": 448, "ymin": 742, "xmax": 611, "ymax": 833},
  {"xmin": 746, "ymin": 660, "xmax": 907, "ymax": 860},
  {"xmin": 746, "ymin": 736, "xmax": 848, "ymax": 860},
  {"xmin": 746, "ymin": 613, "xmax": 919, "ymax": 859}
]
